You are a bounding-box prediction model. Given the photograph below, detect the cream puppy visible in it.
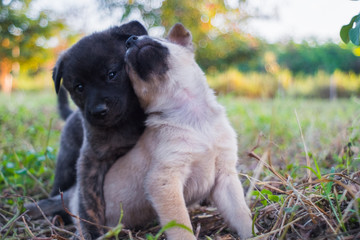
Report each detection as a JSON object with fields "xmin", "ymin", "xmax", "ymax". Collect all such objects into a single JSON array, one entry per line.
[{"xmin": 102, "ymin": 23, "xmax": 253, "ymax": 240}]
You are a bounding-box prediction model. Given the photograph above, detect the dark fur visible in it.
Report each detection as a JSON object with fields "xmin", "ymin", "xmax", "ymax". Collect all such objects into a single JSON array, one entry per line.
[
  {"xmin": 26, "ymin": 21, "xmax": 147, "ymax": 238},
  {"xmin": 57, "ymin": 86, "xmax": 73, "ymax": 120}
]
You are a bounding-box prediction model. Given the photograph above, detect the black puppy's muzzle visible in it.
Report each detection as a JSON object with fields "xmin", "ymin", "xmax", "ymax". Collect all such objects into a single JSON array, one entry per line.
[{"xmin": 126, "ymin": 35, "xmax": 138, "ymax": 49}]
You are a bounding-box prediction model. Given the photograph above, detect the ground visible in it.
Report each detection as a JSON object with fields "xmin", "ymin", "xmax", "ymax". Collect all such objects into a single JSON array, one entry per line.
[{"xmin": 1, "ymin": 91, "xmax": 359, "ymax": 239}]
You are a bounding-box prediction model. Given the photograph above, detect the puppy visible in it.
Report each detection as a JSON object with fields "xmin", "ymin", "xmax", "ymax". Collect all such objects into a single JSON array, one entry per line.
[
  {"xmin": 97, "ymin": 23, "xmax": 253, "ymax": 239},
  {"xmin": 25, "ymin": 21, "xmax": 147, "ymax": 234}
]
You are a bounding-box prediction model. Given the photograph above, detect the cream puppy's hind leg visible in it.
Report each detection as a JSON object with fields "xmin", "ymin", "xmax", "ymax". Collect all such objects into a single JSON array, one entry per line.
[
  {"xmin": 211, "ymin": 148, "xmax": 253, "ymax": 239},
  {"xmin": 211, "ymin": 172, "xmax": 253, "ymax": 239}
]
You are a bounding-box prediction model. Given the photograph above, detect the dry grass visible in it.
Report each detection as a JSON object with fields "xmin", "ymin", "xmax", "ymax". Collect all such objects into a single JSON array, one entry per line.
[
  {"xmin": 2, "ymin": 142, "xmax": 359, "ymax": 240},
  {"xmin": 246, "ymin": 149, "xmax": 360, "ymax": 240}
]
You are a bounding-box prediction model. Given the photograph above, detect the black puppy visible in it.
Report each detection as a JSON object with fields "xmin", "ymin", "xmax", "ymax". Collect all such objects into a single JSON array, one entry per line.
[{"xmin": 26, "ymin": 21, "xmax": 147, "ymax": 236}]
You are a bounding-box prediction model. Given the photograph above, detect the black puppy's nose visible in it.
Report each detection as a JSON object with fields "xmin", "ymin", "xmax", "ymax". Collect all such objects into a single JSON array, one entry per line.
[
  {"xmin": 126, "ymin": 35, "xmax": 138, "ymax": 49},
  {"xmin": 90, "ymin": 103, "xmax": 108, "ymax": 117}
]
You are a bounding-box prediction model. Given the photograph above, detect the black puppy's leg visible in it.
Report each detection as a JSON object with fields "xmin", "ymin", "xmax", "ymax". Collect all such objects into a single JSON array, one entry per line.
[
  {"xmin": 51, "ymin": 112, "xmax": 83, "ymax": 197},
  {"xmin": 50, "ymin": 147, "xmax": 78, "ymax": 197},
  {"xmin": 25, "ymin": 186, "xmax": 74, "ymax": 220},
  {"xmin": 76, "ymin": 154, "xmax": 117, "ymax": 239}
]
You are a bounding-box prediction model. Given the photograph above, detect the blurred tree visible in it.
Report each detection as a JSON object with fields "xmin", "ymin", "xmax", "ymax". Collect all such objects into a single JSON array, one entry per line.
[
  {"xmin": 161, "ymin": 0, "xmax": 260, "ymax": 72},
  {"xmin": 0, "ymin": 0, "xmax": 64, "ymax": 93},
  {"xmin": 100, "ymin": 0, "xmax": 261, "ymax": 72},
  {"xmin": 101, "ymin": 0, "xmax": 163, "ymax": 28},
  {"xmin": 275, "ymin": 42, "xmax": 360, "ymax": 75}
]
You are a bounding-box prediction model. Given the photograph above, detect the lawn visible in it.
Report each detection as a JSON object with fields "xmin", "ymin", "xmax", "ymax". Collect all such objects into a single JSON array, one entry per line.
[{"xmin": 1, "ymin": 90, "xmax": 359, "ymax": 239}]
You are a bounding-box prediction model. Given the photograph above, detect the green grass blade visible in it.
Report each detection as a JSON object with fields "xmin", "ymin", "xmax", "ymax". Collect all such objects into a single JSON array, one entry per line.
[
  {"xmin": 153, "ymin": 220, "xmax": 193, "ymax": 240},
  {"xmin": 302, "ymin": 166, "xmax": 321, "ymax": 179},
  {"xmin": 312, "ymin": 155, "xmax": 322, "ymax": 179}
]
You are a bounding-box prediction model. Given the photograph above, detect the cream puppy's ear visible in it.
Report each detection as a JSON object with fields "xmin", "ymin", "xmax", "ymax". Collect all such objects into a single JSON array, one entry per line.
[{"xmin": 167, "ymin": 23, "xmax": 194, "ymax": 51}]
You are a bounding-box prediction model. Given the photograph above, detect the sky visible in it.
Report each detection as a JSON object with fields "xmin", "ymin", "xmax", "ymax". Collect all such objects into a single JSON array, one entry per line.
[
  {"xmin": 32, "ymin": 0, "xmax": 360, "ymax": 43},
  {"xmin": 243, "ymin": 0, "xmax": 360, "ymax": 43}
]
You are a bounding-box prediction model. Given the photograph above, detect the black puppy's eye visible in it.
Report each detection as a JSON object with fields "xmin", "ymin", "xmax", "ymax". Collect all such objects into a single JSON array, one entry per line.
[
  {"xmin": 75, "ymin": 84, "xmax": 84, "ymax": 93},
  {"xmin": 108, "ymin": 71, "xmax": 117, "ymax": 80}
]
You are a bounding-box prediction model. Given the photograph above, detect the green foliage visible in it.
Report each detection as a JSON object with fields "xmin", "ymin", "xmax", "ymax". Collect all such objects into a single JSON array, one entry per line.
[
  {"xmin": 0, "ymin": 91, "xmax": 60, "ymax": 196},
  {"xmin": 252, "ymin": 189, "xmax": 285, "ymax": 207},
  {"xmin": 1, "ymin": 148, "xmax": 55, "ymax": 196},
  {"xmin": 341, "ymin": 13, "xmax": 360, "ymax": 45}
]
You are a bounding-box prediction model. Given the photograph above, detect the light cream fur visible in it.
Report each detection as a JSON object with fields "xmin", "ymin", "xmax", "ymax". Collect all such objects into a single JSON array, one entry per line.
[{"xmin": 103, "ymin": 24, "xmax": 253, "ymax": 239}]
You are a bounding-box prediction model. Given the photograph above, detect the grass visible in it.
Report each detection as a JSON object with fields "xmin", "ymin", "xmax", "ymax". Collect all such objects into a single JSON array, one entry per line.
[
  {"xmin": 0, "ymin": 90, "xmax": 359, "ymax": 239},
  {"xmin": 220, "ymin": 95, "xmax": 360, "ymax": 166}
]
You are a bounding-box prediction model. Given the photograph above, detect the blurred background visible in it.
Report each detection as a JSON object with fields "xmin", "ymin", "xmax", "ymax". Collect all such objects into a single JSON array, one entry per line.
[
  {"xmin": 2, "ymin": 1, "xmax": 360, "ymax": 238},
  {"xmin": 1, "ymin": 0, "xmax": 360, "ymax": 98}
]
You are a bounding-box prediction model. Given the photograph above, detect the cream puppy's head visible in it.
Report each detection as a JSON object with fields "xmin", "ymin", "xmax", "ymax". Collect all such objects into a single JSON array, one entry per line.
[{"xmin": 124, "ymin": 23, "xmax": 203, "ymax": 112}]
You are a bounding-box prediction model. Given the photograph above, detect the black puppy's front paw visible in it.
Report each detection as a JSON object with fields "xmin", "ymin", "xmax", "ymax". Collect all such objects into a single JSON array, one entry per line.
[{"xmin": 24, "ymin": 202, "xmax": 42, "ymax": 219}]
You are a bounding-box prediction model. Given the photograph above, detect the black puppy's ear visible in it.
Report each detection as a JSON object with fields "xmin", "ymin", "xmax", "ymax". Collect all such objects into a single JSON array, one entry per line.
[
  {"xmin": 167, "ymin": 23, "xmax": 193, "ymax": 51},
  {"xmin": 52, "ymin": 54, "xmax": 65, "ymax": 94},
  {"xmin": 114, "ymin": 21, "xmax": 148, "ymax": 36}
]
